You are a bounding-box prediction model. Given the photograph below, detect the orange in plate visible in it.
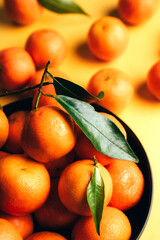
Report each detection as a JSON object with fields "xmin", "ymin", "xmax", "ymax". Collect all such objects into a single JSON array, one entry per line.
[
  {"xmin": 147, "ymin": 60, "xmax": 160, "ymax": 100},
  {"xmin": 21, "ymin": 106, "xmax": 77, "ymax": 163},
  {"xmin": 0, "ymin": 109, "xmax": 9, "ymax": 149},
  {"xmin": 26, "ymin": 231, "xmax": 67, "ymax": 240},
  {"xmin": 34, "ymin": 178, "xmax": 78, "ymax": 230},
  {"xmin": 72, "ymin": 206, "xmax": 131, "ymax": 240},
  {"xmin": 106, "ymin": 159, "xmax": 144, "ymax": 211},
  {"xmin": 4, "ymin": 110, "xmax": 28, "ymax": 154},
  {"xmin": 0, "ymin": 218, "xmax": 22, "ymax": 240},
  {"xmin": 0, "ymin": 211, "xmax": 34, "ymax": 239},
  {"xmin": 58, "ymin": 159, "xmax": 113, "ymax": 216},
  {"xmin": 0, "ymin": 154, "xmax": 50, "ymax": 215}
]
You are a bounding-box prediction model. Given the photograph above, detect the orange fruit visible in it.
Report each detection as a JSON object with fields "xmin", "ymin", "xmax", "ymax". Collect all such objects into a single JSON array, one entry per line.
[
  {"xmin": 118, "ymin": 0, "xmax": 159, "ymax": 25},
  {"xmin": 72, "ymin": 206, "xmax": 131, "ymax": 240},
  {"xmin": 21, "ymin": 106, "xmax": 77, "ymax": 163},
  {"xmin": 26, "ymin": 231, "xmax": 67, "ymax": 240},
  {"xmin": 87, "ymin": 68, "xmax": 134, "ymax": 113},
  {"xmin": 58, "ymin": 159, "xmax": 113, "ymax": 216},
  {"xmin": 25, "ymin": 29, "xmax": 67, "ymax": 69},
  {"xmin": 44, "ymin": 150, "xmax": 75, "ymax": 178},
  {"xmin": 0, "ymin": 47, "xmax": 36, "ymax": 91},
  {"xmin": 147, "ymin": 60, "xmax": 160, "ymax": 100},
  {"xmin": 0, "ymin": 109, "xmax": 9, "ymax": 149},
  {"xmin": 0, "ymin": 154, "xmax": 50, "ymax": 215},
  {"xmin": 75, "ymin": 112, "xmax": 127, "ymax": 166},
  {"xmin": 34, "ymin": 178, "xmax": 78, "ymax": 230},
  {"xmin": 4, "ymin": 0, "xmax": 43, "ymax": 25},
  {"xmin": 0, "ymin": 211, "xmax": 33, "ymax": 239},
  {"xmin": 4, "ymin": 110, "xmax": 28, "ymax": 154},
  {"xmin": 87, "ymin": 16, "xmax": 129, "ymax": 61},
  {"xmin": 106, "ymin": 159, "xmax": 144, "ymax": 211},
  {"xmin": 0, "ymin": 218, "xmax": 22, "ymax": 240}
]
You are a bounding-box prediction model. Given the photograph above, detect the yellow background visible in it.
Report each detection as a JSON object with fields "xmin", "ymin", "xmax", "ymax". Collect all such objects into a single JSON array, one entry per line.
[{"xmin": 0, "ymin": 0, "xmax": 160, "ymax": 239}]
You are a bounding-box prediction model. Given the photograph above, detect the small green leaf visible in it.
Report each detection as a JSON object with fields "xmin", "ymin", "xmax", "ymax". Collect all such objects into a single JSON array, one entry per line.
[
  {"xmin": 47, "ymin": 73, "xmax": 104, "ymax": 103},
  {"xmin": 38, "ymin": 0, "xmax": 88, "ymax": 15},
  {"xmin": 87, "ymin": 165, "xmax": 104, "ymax": 235},
  {"xmin": 55, "ymin": 95, "xmax": 139, "ymax": 162}
]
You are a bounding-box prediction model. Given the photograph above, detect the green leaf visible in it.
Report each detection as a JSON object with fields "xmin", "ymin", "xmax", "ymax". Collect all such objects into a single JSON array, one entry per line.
[
  {"xmin": 55, "ymin": 95, "xmax": 139, "ymax": 162},
  {"xmin": 38, "ymin": 0, "xmax": 88, "ymax": 15},
  {"xmin": 87, "ymin": 165, "xmax": 104, "ymax": 235},
  {"xmin": 47, "ymin": 73, "xmax": 104, "ymax": 103}
]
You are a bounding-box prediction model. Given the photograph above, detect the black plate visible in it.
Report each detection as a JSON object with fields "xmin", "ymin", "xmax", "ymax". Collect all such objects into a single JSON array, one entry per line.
[{"xmin": 3, "ymin": 98, "xmax": 153, "ymax": 240}]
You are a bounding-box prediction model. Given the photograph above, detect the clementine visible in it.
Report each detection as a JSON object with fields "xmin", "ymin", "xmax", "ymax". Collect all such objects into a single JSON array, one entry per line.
[
  {"xmin": 34, "ymin": 178, "xmax": 78, "ymax": 230},
  {"xmin": 87, "ymin": 16, "xmax": 129, "ymax": 61},
  {"xmin": 72, "ymin": 206, "xmax": 131, "ymax": 240},
  {"xmin": 0, "ymin": 211, "xmax": 34, "ymax": 239},
  {"xmin": 87, "ymin": 68, "xmax": 134, "ymax": 113},
  {"xmin": 26, "ymin": 231, "xmax": 67, "ymax": 240},
  {"xmin": 25, "ymin": 29, "xmax": 67, "ymax": 69},
  {"xmin": 58, "ymin": 159, "xmax": 113, "ymax": 216},
  {"xmin": 0, "ymin": 218, "xmax": 22, "ymax": 240},
  {"xmin": 4, "ymin": 0, "xmax": 43, "ymax": 25},
  {"xmin": 21, "ymin": 106, "xmax": 77, "ymax": 163},
  {"xmin": 0, "ymin": 109, "xmax": 9, "ymax": 149},
  {"xmin": 106, "ymin": 159, "xmax": 144, "ymax": 211},
  {"xmin": 4, "ymin": 110, "xmax": 28, "ymax": 153},
  {"xmin": 118, "ymin": 0, "xmax": 159, "ymax": 25},
  {"xmin": 147, "ymin": 60, "xmax": 160, "ymax": 100},
  {"xmin": 0, "ymin": 47, "xmax": 36, "ymax": 91},
  {"xmin": 0, "ymin": 154, "xmax": 50, "ymax": 215}
]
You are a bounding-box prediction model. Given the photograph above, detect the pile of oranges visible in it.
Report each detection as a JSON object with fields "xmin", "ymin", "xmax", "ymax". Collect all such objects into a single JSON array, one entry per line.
[
  {"xmin": 0, "ymin": 90, "xmax": 144, "ymax": 240},
  {"xmin": 0, "ymin": 0, "xmax": 158, "ymax": 239}
]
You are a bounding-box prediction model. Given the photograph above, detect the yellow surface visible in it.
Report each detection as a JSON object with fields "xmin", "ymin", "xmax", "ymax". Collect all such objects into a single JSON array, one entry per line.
[{"xmin": 0, "ymin": 0, "xmax": 160, "ymax": 239}]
